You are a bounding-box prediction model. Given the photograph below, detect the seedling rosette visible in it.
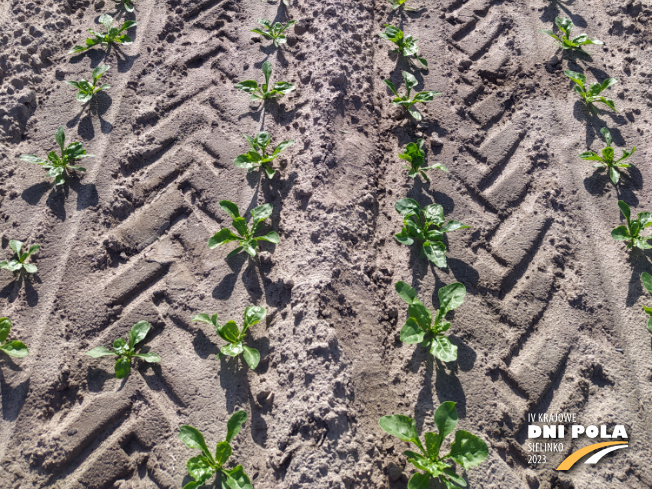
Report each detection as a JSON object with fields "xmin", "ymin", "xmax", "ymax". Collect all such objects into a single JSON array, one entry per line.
[
  {"xmin": 379, "ymin": 24, "xmax": 427, "ymax": 68},
  {"xmin": 235, "ymin": 61, "xmax": 295, "ymax": 101},
  {"xmin": 192, "ymin": 306, "xmax": 266, "ymax": 369},
  {"xmin": 399, "ymin": 139, "xmax": 448, "ymax": 182},
  {"xmin": 178, "ymin": 411, "xmax": 253, "ymax": 489},
  {"xmin": 0, "ymin": 318, "xmax": 29, "ymax": 359},
  {"xmin": 542, "ymin": 17, "xmax": 603, "ymax": 53},
  {"xmin": 251, "ymin": 19, "xmax": 296, "ymax": 48},
  {"xmin": 234, "ymin": 132, "xmax": 294, "ymax": 179},
  {"xmin": 379, "ymin": 401, "xmax": 488, "ymax": 488},
  {"xmin": 0, "ymin": 240, "xmax": 40, "ymax": 277},
  {"xmin": 395, "ymin": 281, "xmax": 465, "ymax": 362},
  {"xmin": 394, "ymin": 198, "xmax": 469, "ymax": 268},
  {"xmin": 19, "ymin": 126, "xmax": 94, "ymax": 185},
  {"xmin": 87, "ymin": 321, "xmax": 160, "ymax": 378},
  {"xmin": 564, "ymin": 69, "xmax": 617, "ymax": 113},
  {"xmin": 611, "ymin": 200, "xmax": 652, "ymax": 250},
  {"xmin": 579, "ymin": 127, "xmax": 635, "ymax": 185},
  {"xmin": 209, "ymin": 201, "xmax": 279, "ymax": 258},
  {"xmin": 113, "ymin": 0, "xmax": 136, "ymax": 12},
  {"xmin": 69, "ymin": 14, "xmax": 137, "ymax": 54},
  {"xmin": 384, "ymin": 71, "xmax": 440, "ymax": 121},
  {"xmin": 642, "ymin": 272, "xmax": 652, "ymax": 332},
  {"xmin": 67, "ymin": 64, "xmax": 111, "ymax": 103}
]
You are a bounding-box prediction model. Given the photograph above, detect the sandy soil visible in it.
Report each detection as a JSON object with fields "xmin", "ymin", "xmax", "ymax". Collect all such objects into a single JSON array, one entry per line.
[{"xmin": 1, "ymin": 0, "xmax": 651, "ymax": 488}]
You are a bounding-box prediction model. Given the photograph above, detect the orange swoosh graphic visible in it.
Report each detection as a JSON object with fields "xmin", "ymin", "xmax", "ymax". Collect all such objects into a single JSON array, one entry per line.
[{"xmin": 556, "ymin": 441, "xmax": 628, "ymax": 471}]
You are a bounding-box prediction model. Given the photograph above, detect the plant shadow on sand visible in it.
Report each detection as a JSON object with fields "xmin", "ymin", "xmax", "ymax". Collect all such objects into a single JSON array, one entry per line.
[
  {"xmin": 0, "ymin": 369, "xmax": 30, "ymax": 422},
  {"xmin": 21, "ymin": 176, "xmax": 99, "ymax": 221},
  {"xmin": 0, "ymin": 273, "xmax": 40, "ymax": 306},
  {"xmin": 625, "ymin": 250, "xmax": 652, "ymax": 308}
]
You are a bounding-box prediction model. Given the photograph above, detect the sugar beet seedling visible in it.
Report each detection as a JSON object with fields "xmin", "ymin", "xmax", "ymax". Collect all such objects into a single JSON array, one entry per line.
[
  {"xmin": 395, "ymin": 281, "xmax": 465, "ymax": 362},
  {"xmin": 611, "ymin": 201, "xmax": 652, "ymax": 250},
  {"xmin": 234, "ymin": 132, "xmax": 294, "ymax": 179},
  {"xmin": 642, "ymin": 272, "xmax": 652, "ymax": 332},
  {"xmin": 235, "ymin": 61, "xmax": 295, "ymax": 102},
  {"xmin": 542, "ymin": 17, "xmax": 603, "ymax": 53},
  {"xmin": 67, "ymin": 65, "xmax": 111, "ymax": 104},
  {"xmin": 379, "ymin": 401, "xmax": 489, "ymax": 489},
  {"xmin": 87, "ymin": 321, "xmax": 160, "ymax": 378},
  {"xmin": 251, "ymin": 19, "xmax": 296, "ymax": 48},
  {"xmin": 394, "ymin": 198, "xmax": 469, "ymax": 268},
  {"xmin": 0, "ymin": 240, "xmax": 40, "ymax": 277},
  {"xmin": 193, "ymin": 306, "xmax": 266, "ymax": 370},
  {"xmin": 20, "ymin": 126, "xmax": 94, "ymax": 186},
  {"xmin": 69, "ymin": 14, "xmax": 137, "ymax": 54},
  {"xmin": 387, "ymin": 0, "xmax": 417, "ymax": 10},
  {"xmin": 579, "ymin": 127, "xmax": 636, "ymax": 185},
  {"xmin": 564, "ymin": 70, "xmax": 618, "ymax": 113},
  {"xmin": 384, "ymin": 71, "xmax": 440, "ymax": 122},
  {"xmin": 399, "ymin": 139, "xmax": 448, "ymax": 182},
  {"xmin": 113, "ymin": 0, "xmax": 136, "ymax": 12},
  {"xmin": 0, "ymin": 318, "xmax": 29, "ymax": 359},
  {"xmin": 209, "ymin": 201, "xmax": 279, "ymax": 258},
  {"xmin": 379, "ymin": 24, "xmax": 427, "ymax": 68},
  {"xmin": 179, "ymin": 411, "xmax": 253, "ymax": 489}
]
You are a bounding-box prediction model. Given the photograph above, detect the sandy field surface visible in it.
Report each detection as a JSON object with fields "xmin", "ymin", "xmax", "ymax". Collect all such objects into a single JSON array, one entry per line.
[{"xmin": 1, "ymin": 0, "xmax": 652, "ymax": 488}]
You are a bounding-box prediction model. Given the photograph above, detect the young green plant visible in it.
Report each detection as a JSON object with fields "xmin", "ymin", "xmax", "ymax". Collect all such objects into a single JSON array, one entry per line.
[
  {"xmin": 0, "ymin": 318, "xmax": 29, "ymax": 359},
  {"xmin": 579, "ymin": 127, "xmax": 635, "ymax": 185},
  {"xmin": 0, "ymin": 240, "xmax": 40, "ymax": 276},
  {"xmin": 179, "ymin": 411, "xmax": 253, "ymax": 489},
  {"xmin": 387, "ymin": 0, "xmax": 416, "ymax": 10},
  {"xmin": 69, "ymin": 14, "xmax": 137, "ymax": 54},
  {"xmin": 395, "ymin": 281, "xmax": 465, "ymax": 362},
  {"xmin": 542, "ymin": 17, "xmax": 603, "ymax": 53},
  {"xmin": 235, "ymin": 61, "xmax": 295, "ymax": 101},
  {"xmin": 234, "ymin": 132, "xmax": 294, "ymax": 179},
  {"xmin": 399, "ymin": 139, "xmax": 448, "ymax": 182},
  {"xmin": 379, "ymin": 401, "xmax": 489, "ymax": 489},
  {"xmin": 113, "ymin": 0, "xmax": 136, "ymax": 12},
  {"xmin": 67, "ymin": 65, "xmax": 111, "ymax": 103},
  {"xmin": 642, "ymin": 272, "xmax": 652, "ymax": 332},
  {"xmin": 209, "ymin": 201, "xmax": 279, "ymax": 258},
  {"xmin": 87, "ymin": 321, "xmax": 160, "ymax": 378},
  {"xmin": 379, "ymin": 25, "xmax": 427, "ymax": 68},
  {"xmin": 384, "ymin": 71, "xmax": 440, "ymax": 121},
  {"xmin": 564, "ymin": 70, "xmax": 618, "ymax": 113},
  {"xmin": 611, "ymin": 201, "xmax": 652, "ymax": 250},
  {"xmin": 251, "ymin": 19, "xmax": 296, "ymax": 47},
  {"xmin": 19, "ymin": 126, "xmax": 94, "ymax": 185},
  {"xmin": 192, "ymin": 306, "xmax": 266, "ymax": 370},
  {"xmin": 394, "ymin": 198, "xmax": 469, "ymax": 268}
]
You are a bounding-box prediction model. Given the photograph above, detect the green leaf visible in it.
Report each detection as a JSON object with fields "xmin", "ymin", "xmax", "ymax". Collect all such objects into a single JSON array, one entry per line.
[
  {"xmin": 209, "ymin": 229, "xmax": 239, "ymax": 249},
  {"xmin": 0, "ymin": 318, "xmax": 11, "ymax": 343},
  {"xmin": 179, "ymin": 425, "xmax": 215, "ymax": 462},
  {"xmin": 128, "ymin": 320, "xmax": 151, "ymax": 349},
  {"xmin": 244, "ymin": 306, "xmax": 266, "ymax": 329},
  {"xmin": 423, "ymin": 204, "xmax": 444, "ymax": 224},
  {"xmin": 242, "ymin": 346, "xmax": 260, "ymax": 370},
  {"xmin": 619, "ymin": 201, "xmax": 632, "ymax": 220},
  {"xmin": 9, "ymin": 240, "xmax": 23, "ymax": 256},
  {"xmin": 609, "ymin": 167, "xmax": 620, "ymax": 185},
  {"xmin": 424, "ymin": 431, "xmax": 442, "ymax": 459},
  {"xmin": 564, "ymin": 69, "xmax": 586, "ymax": 88},
  {"xmin": 19, "ymin": 154, "xmax": 47, "ymax": 165},
  {"xmin": 226, "ymin": 410, "xmax": 247, "ymax": 443},
  {"xmin": 225, "ymin": 465, "xmax": 253, "ymax": 489},
  {"xmin": 255, "ymin": 231, "xmax": 279, "ymax": 244},
  {"xmin": 441, "ymin": 220, "xmax": 469, "ymax": 233},
  {"xmin": 442, "ymin": 468, "xmax": 467, "ymax": 487},
  {"xmin": 234, "ymin": 80, "xmax": 260, "ymax": 93},
  {"xmin": 409, "ymin": 301, "xmax": 432, "ymax": 330},
  {"xmin": 218, "ymin": 321, "xmax": 240, "ymax": 343},
  {"xmin": 193, "ymin": 314, "xmax": 217, "ymax": 326},
  {"xmin": 648, "ymin": 316, "xmax": 652, "ymax": 333},
  {"xmin": 395, "ymin": 281, "xmax": 418, "ymax": 304},
  {"xmin": 434, "ymin": 401, "xmax": 458, "ymax": 440},
  {"xmin": 114, "ymin": 357, "xmax": 132, "ymax": 378},
  {"xmin": 262, "ymin": 61, "xmax": 273, "ymax": 86},
  {"xmin": 423, "ymin": 240, "xmax": 448, "ymax": 268},
  {"xmin": 99, "ymin": 13, "xmax": 113, "ymax": 29},
  {"xmin": 222, "ymin": 342, "xmax": 244, "ymax": 357},
  {"xmin": 407, "ymin": 472, "xmax": 430, "ymax": 489},
  {"xmin": 92, "ymin": 64, "xmax": 110, "ymax": 81},
  {"xmin": 438, "ymin": 283, "xmax": 466, "ymax": 316},
  {"xmin": 611, "ymin": 226, "xmax": 630, "ymax": 241},
  {"xmin": 133, "ymin": 352, "xmax": 161, "ymax": 363},
  {"xmin": 215, "ymin": 440, "xmax": 232, "ymax": 466},
  {"xmin": 23, "ymin": 263, "xmax": 38, "ymax": 274},
  {"xmin": 1, "ymin": 341, "xmax": 29, "ymax": 358},
  {"xmin": 400, "ymin": 318, "xmax": 426, "ymax": 344},
  {"xmin": 219, "ymin": 200, "xmax": 241, "ymax": 219},
  {"xmin": 251, "ymin": 203, "xmax": 273, "ymax": 223},
  {"xmin": 55, "ymin": 126, "xmax": 65, "ymax": 151},
  {"xmin": 226, "ymin": 246, "xmax": 244, "ymax": 259},
  {"xmin": 379, "ymin": 414, "xmax": 419, "ymax": 444},
  {"xmin": 642, "ymin": 272, "xmax": 652, "ymax": 294},
  {"xmin": 187, "ymin": 455, "xmax": 216, "ymax": 484},
  {"xmin": 395, "ymin": 198, "xmax": 421, "ymax": 218},
  {"xmin": 431, "ymin": 336, "xmax": 457, "ymax": 362},
  {"xmin": 384, "ymin": 79, "xmax": 398, "ymax": 96},
  {"xmin": 447, "ymin": 430, "xmax": 489, "ymax": 469},
  {"xmin": 87, "ymin": 346, "xmax": 117, "ymax": 358}
]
